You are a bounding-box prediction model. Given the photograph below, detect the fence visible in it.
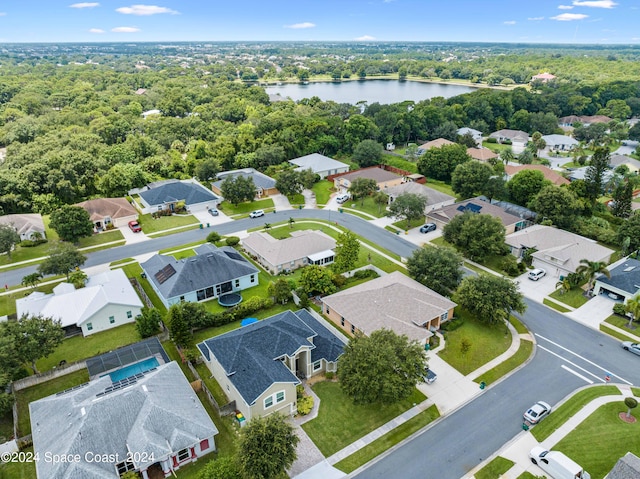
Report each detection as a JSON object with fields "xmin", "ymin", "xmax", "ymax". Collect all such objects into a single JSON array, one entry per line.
[
  {"xmin": 12, "ymin": 360, "xmax": 87, "ymax": 392},
  {"xmin": 186, "ymin": 361, "xmax": 236, "ymax": 416},
  {"xmin": 129, "ymin": 278, "xmax": 154, "ymax": 308}
]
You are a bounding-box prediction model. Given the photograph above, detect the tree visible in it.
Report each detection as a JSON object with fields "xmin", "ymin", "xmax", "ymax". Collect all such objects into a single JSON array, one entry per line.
[
  {"xmin": 275, "ymin": 169, "xmax": 303, "ymax": 197},
  {"xmin": 0, "ymin": 372, "xmax": 14, "ymax": 416},
  {"xmin": 21, "ymin": 272, "xmax": 42, "ymax": 290},
  {"xmin": 617, "ymin": 212, "xmax": 640, "ymax": 253},
  {"xmin": 407, "ymin": 245, "xmax": 464, "ymax": 296},
  {"xmin": 198, "ymin": 456, "xmax": 242, "ymax": 479},
  {"xmin": 167, "ymin": 303, "xmax": 193, "ymax": 348},
  {"xmin": 0, "ymin": 223, "xmax": 20, "ymax": 259},
  {"xmin": 136, "ymin": 307, "xmax": 162, "ymax": 338},
  {"xmin": 1, "ymin": 315, "xmax": 65, "ymax": 374},
  {"xmin": 451, "ymin": 161, "xmax": 494, "ymax": 199},
  {"xmin": 517, "ymin": 149, "xmax": 534, "ymax": 165},
  {"xmin": 508, "ymin": 170, "xmax": 551, "ymax": 206},
  {"xmin": 237, "ymin": 413, "xmax": 299, "ymax": 479},
  {"xmin": 195, "ymin": 158, "xmax": 221, "ymax": 182},
  {"xmin": 299, "ymin": 265, "xmax": 337, "ymax": 296},
  {"xmin": 585, "ymin": 147, "xmax": 611, "ymax": 201},
  {"xmin": 220, "ymin": 175, "xmax": 255, "ymax": 206},
  {"xmin": 417, "ymin": 144, "xmax": 471, "ymax": 181},
  {"xmin": 332, "ymin": 231, "xmax": 360, "ymax": 273},
  {"xmin": 625, "ymin": 397, "xmax": 638, "ymax": 419},
  {"xmin": 611, "ymin": 180, "xmax": 633, "ymax": 218},
  {"xmin": 348, "ymin": 177, "xmax": 378, "ymax": 205},
  {"xmin": 38, "ymin": 242, "xmax": 87, "ymax": 280},
  {"xmin": 373, "ymin": 191, "xmax": 389, "ymax": 214},
  {"xmin": 68, "ymin": 270, "xmax": 88, "ymax": 289},
  {"xmin": 338, "ymin": 329, "xmax": 426, "ymax": 404},
  {"xmin": 49, "ymin": 205, "xmax": 93, "ymax": 243},
  {"xmin": 97, "ymin": 163, "xmax": 148, "ymax": 197},
  {"xmin": 482, "ymin": 176, "xmax": 507, "ymax": 202},
  {"xmin": 576, "ymin": 259, "xmax": 610, "ymax": 295},
  {"xmin": 288, "ymin": 217, "xmax": 295, "ymax": 229},
  {"xmin": 624, "ymin": 298, "xmax": 640, "ymax": 329},
  {"xmin": 455, "ymin": 275, "xmax": 526, "ymax": 325},
  {"xmin": 556, "ymin": 278, "xmax": 572, "ymax": 295},
  {"xmin": 207, "ymin": 231, "xmax": 221, "ymax": 244},
  {"xmin": 530, "ymin": 185, "xmax": 581, "ymax": 229},
  {"xmin": 352, "ymin": 139, "xmax": 383, "ymax": 167},
  {"xmin": 387, "ymin": 193, "xmax": 427, "ymax": 229},
  {"xmin": 443, "ymin": 213, "xmax": 507, "ymax": 261},
  {"xmin": 267, "ymin": 279, "xmax": 292, "ymax": 305}
]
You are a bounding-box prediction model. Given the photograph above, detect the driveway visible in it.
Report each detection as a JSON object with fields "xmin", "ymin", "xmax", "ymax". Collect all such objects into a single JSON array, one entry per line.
[
  {"xmin": 190, "ymin": 208, "xmax": 232, "ymax": 228},
  {"xmin": 271, "ymin": 193, "xmax": 292, "ymax": 212},
  {"xmin": 516, "ymin": 270, "xmax": 558, "ymax": 303},
  {"xmin": 119, "ymin": 224, "xmax": 149, "ymax": 245},
  {"xmin": 302, "ymin": 189, "xmax": 317, "ymax": 209},
  {"xmin": 613, "ymin": 140, "xmax": 638, "ymax": 156},
  {"xmin": 566, "ymin": 293, "xmax": 616, "ymax": 329}
]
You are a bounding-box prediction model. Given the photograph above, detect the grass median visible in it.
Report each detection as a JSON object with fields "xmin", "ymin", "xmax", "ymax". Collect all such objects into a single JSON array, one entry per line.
[{"xmin": 474, "ymin": 456, "xmax": 514, "ymax": 479}]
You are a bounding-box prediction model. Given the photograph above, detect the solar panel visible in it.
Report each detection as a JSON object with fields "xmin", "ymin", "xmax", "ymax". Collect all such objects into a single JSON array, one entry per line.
[
  {"xmin": 155, "ymin": 264, "xmax": 176, "ymax": 284},
  {"xmin": 456, "ymin": 203, "xmax": 482, "ymax": 213},
  {"xmin": 224, "ymin": 251, "xmax": 244, "ymax": 261}
]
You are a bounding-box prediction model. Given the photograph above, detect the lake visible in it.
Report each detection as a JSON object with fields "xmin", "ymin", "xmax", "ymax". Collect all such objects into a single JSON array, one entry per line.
[{"xmin": 264, "ymin": 79, "xmax": 476, "ymax": 105}]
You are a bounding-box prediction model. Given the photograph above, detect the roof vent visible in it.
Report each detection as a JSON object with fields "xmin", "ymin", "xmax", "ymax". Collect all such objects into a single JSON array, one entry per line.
[
  {"xmin": 624, "ymin": 266, "xmax": 636, "ymax": 272},
  {"xmin": 80, "ymin": 407, "xmax": 86, "ymax": 416}
]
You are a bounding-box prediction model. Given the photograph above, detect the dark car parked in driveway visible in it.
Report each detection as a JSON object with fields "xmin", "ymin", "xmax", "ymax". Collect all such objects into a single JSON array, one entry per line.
[{"xmin": 419, "ymin": 223, "xmax": 437, "ymax": 234}]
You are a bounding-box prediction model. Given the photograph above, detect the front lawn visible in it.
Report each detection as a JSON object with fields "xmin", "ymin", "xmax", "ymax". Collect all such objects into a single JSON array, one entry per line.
[
  {"xmin": 302, "ymin": 381, "xmax": 426, "ymax": 457},
  {"xmin": 604, "ymin": 314, "xmax": 639, "ymax": 338},
  {"xmin": 549, "ymin": 287, "xmax": 589, "ymax": 309},
  {"xmin": 217, "ymin": 198, "xmax": 274, "ymax": 216},
  {"xmin": 543, "ymin": 298, "xmax": 572, "ymax": 313},
  {"xmin": 392, "ymin": 216, "xmax": 426, "ymax": 231},
  {"xmin": 474, "ymin": 339, "xmax": 533, "ymax": 385},
  {"xmin": 474, "ymin": 456, "xmax": 514, "ymax": 479},
  {"xmin": 341, "ymin": 196, "xmax": 388, "ymax": 218},
  {"xmin": 139, "ymin": 213, "xmax": 199, "ymax": 234},
  {"xmin": 423, "ymin": 179, "xmax": 456, "ymax": 197},
  {"xmin": 311, "ymin": 180, "xmax": 334, "ymax": 206},
  {"xmin": 77, "ymin": 229, "xmax": 125, "ymax": 248},
  {"xmin": 555, "ymin": 401, "xmax": 640, "ymax": 479},
  {"xmin": 287, "ymin": 193, "xmax": 304, "ymax": 206},
  {"xmin": 438, "ymin": 309, "xmax": 512, "ymax": 375}
]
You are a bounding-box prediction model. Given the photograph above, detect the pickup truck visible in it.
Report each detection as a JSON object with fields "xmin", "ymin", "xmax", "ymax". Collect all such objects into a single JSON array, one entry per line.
[{"xmin": 423, "ymin": 367, "xmax": 437, "ymax": 384}]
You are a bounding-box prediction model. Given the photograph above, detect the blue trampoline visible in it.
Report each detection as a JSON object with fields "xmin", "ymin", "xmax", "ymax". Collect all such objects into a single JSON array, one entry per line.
[
  {"xmin": 218, "ymin": 292, "xmax": 242, "ymax": 307},
  {"xmin": 241, "ymin": 317, "xmax": 259, "ymax": 327}
]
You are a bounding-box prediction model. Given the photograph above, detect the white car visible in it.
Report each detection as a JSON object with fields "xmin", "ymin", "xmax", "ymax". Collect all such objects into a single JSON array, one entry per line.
[
  {"xmin": 249, "ymin": 210, "xmax": 265, "ymax": 218},
  {"xmin": 528, "ymin": 269, "xmax": 546, "ymax": 281},
  {"xmin": 621, "ymin": 341, "xmax": 640, "ymax": 356},
  {"xmin": 523, "ymin": 401, "xmax": 552, "ymax": 425}
]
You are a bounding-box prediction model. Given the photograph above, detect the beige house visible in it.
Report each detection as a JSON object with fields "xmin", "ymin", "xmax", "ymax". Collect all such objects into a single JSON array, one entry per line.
[
  {"xmin": 384, "ymin": 182, "xmax": 455, "ymax": 214},
  {"xmin": 0, "ymin": 213, "xmax": 46, "ymax": 241},
  {"xmin": 504, "ymin": 164, "xmax": 570, "ymax": 186},
  {"xmin": 322, "ymin": 271, "xmax": 457, "ymax": 345},
  {"xmin": 242, "ymin": 230, "xmax": 336, "ymax": 274},
  {"xmin": 75, "ymin": 197, "xmax": 138, "ymax": 231},
  {"xmin": 467, "ymin": 147, "xmax": 499, "ymax": 163},
  {"xmin": 198, "ymin": 310, "xmax": 344, "ymax": 421},
  {"xmin": 417, "ymin": 138, "xmax": 454, "ymax": 155},
  {"xmin": 334, "ymin": 167, "xmax": 404, "ymax": 192}
]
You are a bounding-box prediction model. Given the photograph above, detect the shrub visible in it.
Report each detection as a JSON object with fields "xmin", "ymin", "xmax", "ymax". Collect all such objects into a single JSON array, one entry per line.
[
  {"xmin": 20, "ymin": 238, "xmax": 48, "ymax": 247},
  {"xmin": 332, "ymin": 273, "xmax": 347, "ymax": 288},
  {"xmin": 503, "ymin": 139, "xmax": 512, "ymax": 145},
  {"xmin": 440, "ymin": 317, "xmax": 464, "ymax": 331},
  {"xmin": 486, "ymin": 137, "xmax": 497, "ymax": 144},
  {"xmin": 352, "ymin": 269, "xmax": 379, "ymax": 280},
  {"xmin": 206, "ymin": 231, "xmax": 221, "ymax": 243},
  {"xmin": 325, "ymin": 371, "xmax": 335, "ymax": 380},
  {"xmin": 297, "ymin": 395, "xmax": 314, "ymax": 416},
  {"xmin": 225, "ymin": 236, "xmax": 240, "ymax": 246},
  {"xmin": 613, "ymin": 303, "xmax": 628, "ymax": 316},
  {"xmin": 500, "ymin": 255, "xmax": 520, "ymax": 276},
  {"xmin": 296, "ymin": 384, "xmax": 305, "ymax": 399},
  {"xmin": 105, "ymin": 223, "xmax": 115, "ymax": 230},
  {"xmin": 295, "ymin": 287, "xmax": 310, "ymax": 308}
]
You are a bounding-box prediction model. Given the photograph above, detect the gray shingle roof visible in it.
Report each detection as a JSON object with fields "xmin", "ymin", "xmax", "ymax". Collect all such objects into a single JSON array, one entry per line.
[
  {"xmin": 596, "ymin": 258, "xmax": 640, "ymax": 295},
  {"xmin": 198, "ymin": 309, "xmax": 344, "ymax": 405},
  {"xmin": 213, "ymin": 168, "xmax": 276, "ymax": 191},
  {"xmin": 384, "ymin": 182, "xmax": 454, "ymax": 207},
  {"xmin": 141, "ymin": 243, "xmax": 258, "ymax": 299},
  {"xmin": 289, "ymin": 153, "xmax": 349, "ymax": 173},
  {"xmin": 606, "ymin": 452, "xmax": 640, "ymax": 479},
  {"xmin": 139, "ymin": 179, "xmax": 218, "ymax": 206},
  {"xmin": 29, "ymin": 362, "xmax": 218, "ymax": 479}
]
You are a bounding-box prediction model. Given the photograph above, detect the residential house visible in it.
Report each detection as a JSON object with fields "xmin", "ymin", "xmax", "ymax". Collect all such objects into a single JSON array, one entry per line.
[
  {"xmin": 559, "ymin": 115, "xmax": 612, "ymax": 127},
  {"xmin": 141, "ymin": 243, "xmax": 259, "ymax": 308},
  {"xmin": 75, "ymin": 197, "xmax": 138, "ymax": 231},
  {"xmin": 16, "ymin": 268, "xmax": 143, "ymax": 337},
  {"xmin": 384, "ymin": 182, "xmax": 455, "ymax": 214},
  {"xmin": 593, "ymin": 258, "xmax": 640, "ymax": 303},
  {"xmin": 610, "ymin": 154, "xmax": 640, "ymax": 174},
  {"xmin": 334, "ymin": 167, "xmax": 404, "ymax": 192},
  {"xmin": 417, "ymin": 138, "xmax": 454, "ymax": 155},
  {"xmin": 242, "ymin": 229, "xmax": 336, "ymax": 274},
  {"xmin": 457, "ymin": 127, "xmax": 483, "ymax": 146},
  {"xmin": 134, "ymin": 88, "xmax": 147, "ymax": 95},
  {"xmin": 141, "ymin": 109, "xmax": 161, "ymax": 119},
  {"xmin": 488, "ymin": 129, "xmax": 529, "ymax": 151},
  {"xmin": 506, "ymin": 224, "xmax": 614, "ymax": 278},
  {"xmin": 136, "ymin": 179, "xmax": 220, "ymax": 214},
  {"xmin": 466, "ymin": 147, "xmax": 499, "ymax": 163},
  {"xmin": 567, "ymin": 166, "xmax": 616, "ymax": 184},
  {"xmin": 30, "ymin": 362, "xmax": 218, "ymax": 479},
  {"xmin": 322, "ymin": 271, "xmax": 456, "ymax": 344},
  {"xmin": 605, "ymin": 452, "xmax": 640, "ymax": 479},
  {"xmin": 288, "ymin": 153, "xmax": 349, "ymax": 179},
  {"xmin": 212, "ymin": 168, "xmax": 278, "ymax": 198},
  {"xmin": 504, "ymin": 164, "xmax": 570, "ymax": 186},
  {"xmin": 0, "ymin": 213, "xmax": 46, "ymax": 241},
  {"xmin": 542, "ymin": 134, "xmax": 579, "ymax": 151},
  {"xmin": 198, "ymin": 309, "xmax": 344, "ymax": 421},
  {"xmin": 531, "ymin": 72, "xmax": 556, "ymax": 83},
  {"xmin": 427, "ymin": 197, "xmax": 528, "ymax": 235}
]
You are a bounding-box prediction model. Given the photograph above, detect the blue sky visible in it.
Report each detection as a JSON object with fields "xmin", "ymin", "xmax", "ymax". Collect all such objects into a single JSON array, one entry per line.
[{"xmin": 0, "ymin": 0, "xmax": 637, "ymax": 44}]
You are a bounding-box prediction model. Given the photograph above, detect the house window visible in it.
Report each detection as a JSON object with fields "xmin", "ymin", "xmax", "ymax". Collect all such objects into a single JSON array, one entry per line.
[
  {"xmin": 126, "ymin": 311, "xmax": 132, "ymax": 319},
  {"xmin": 116, "ymin": 460, "xmax": 135, "ymax": 474},
  {"xmin": 251, "ymin": 275, "xmax": 255, "ymax": 283},
  {"xmin": 109, "ymin": 316, "xmax": 115, "ymax": 324},
  {"xmin": 313, "ymin": 360, "xmax": 322, "ymax": 371},
  {"xmin": 87, "ymin": 323, "xmax": 93, "ymax": 331},
  {"xmin": 290, "ymin": 261, "xmax": 295, "ymax": 266},
  {"xmin": 326, "ymin": 306, "xmax": 330, "ymax": 314},
  {"xmin": 200, "ymin": 439, "xmax": 209, "ymax": 451},
  {"xmin": 303, "ymin": 258, "xmax": 307, "ymax": 264},
  {"xmin": 351, "ymin": 325, "xmax": 355, "ymax": 334},
  {"xmin": 177, "ymin": 448, "xmax": 190, "ymax": 462},
  {"xmin": 340, "ymin": 317, "xmax": 345, "ymax": 326},
  {"xmin": 440, "ymin": 311, "xmax": 449, "ymax": 322},
  {"xmin": 276, "ymin": 391, "xmax": 285, "ymax": 403},
  {"xmin": 235, "ymin": 279, "xmax": 240, "ymax": 288},
  {"xmin": 197, "ymin": 289, "xmax": 206, "ymax": 301},
  {"xmin": 264, "ymin": 396, "xmax": 274, "ymax": 409},
  {"xmin": 180, "ymin": 296, "xmax": 185, "ymax": 302}
]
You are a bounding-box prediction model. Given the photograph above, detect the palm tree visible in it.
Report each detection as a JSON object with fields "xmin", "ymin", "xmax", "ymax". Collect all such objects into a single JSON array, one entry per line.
[
  {"xmin": 288, "ymin": 217, "xmax": 295, "ymax": 229},
  {"xmin": 263, "ymin": 223, "xmax": 271, "ymax": 232},
  {"xmin": 575, "ymin": 259, "xmax": 611, "ymax": 296},
  {"xmin": 21, "ymin": 272, "xmax": 42, "ymax": 290},
  {"xmin": 625, "ymin": 298, "xmax": 640, "ymax": 329},
  {"xmin": 555, "ymin": 278, "xmax": 571, "ymax": 295}
]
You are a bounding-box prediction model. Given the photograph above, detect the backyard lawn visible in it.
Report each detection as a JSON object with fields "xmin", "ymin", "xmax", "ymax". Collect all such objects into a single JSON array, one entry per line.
[
  {"xmin": 138, "ymin": 213, "xmax": 199, "ymax": 234},
  {"xmin": 312, "ymin": 180, "xmax": 334, "ymax": 205},
  {"xmin": 217, "ymin": 198, "xmax": 274, "ymax": 216},
  {"xmin": 301, "ymin": 381, "xmax": 426, "ymax": 457},
  {"xmin": 438, "ymin": 309, "xmax": 512, "ymax": 375},
  {"xmin": 549, "ymin": 287, "xmax": 589, "ymax": 309}
]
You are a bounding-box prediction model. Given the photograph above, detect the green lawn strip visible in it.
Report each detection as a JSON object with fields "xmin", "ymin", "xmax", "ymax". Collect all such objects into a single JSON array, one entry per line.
[
  {"xmin": 139, "ymin": 213, "xmax": 199, "ymax": 234},
  {"xmin": 109, "ymin": 257, "xmax": 135, "ymax": 267},
  {"xmin": 36, "ymin": 322, "xmax": 141, "ymax": 373},
  {"xmin": 159, "ymin": 240, "xmax": 207, "ymax": 255},
  {"xmin": 474, "ymin": 456, "xmax": 515, "ymax": 479},
  {"xmin": 312, "ymin": 180, "xmax": 334, "ymax": 205},
  {"xmin": 287, "ymin": 193, "xmax": 305, "ymax": 206},
  {"xmin": 0, "ymin": 242, "xmax": 51, "ymax": 268},
  {"xmin": 474, "ymin": 340, "xmax": 533, "ymax": 386},
  {"xmin": 334, "ymin": 404, "xmax": 440, "ymax": 474},
  {"xmin": 543, "ymin": 298, "xmax": 572, "ymax": 313},
  {"xmin": 481, "ymin": 141, "xmax": 513, "ymax": 153},
  {"xmin": 423, "ymin": 179, "xmax": 456, "ymax": 197},
  {"xmin": 194, "ymin": 362, "xmax": 229, "ymax": 405},
  {"xmin": 516, "ymin": 472, "xmax": 541, "ymax": 479},
  {"xmin": 77, "ymin": 229, "xmax": 124, "ymax": 248},
  {"xmin": 531, "ymin": 385, "xmax": 620, "ymax": 442},
  {"xmin": 549, "ymin": 288, "xmax": 588, "ymax": 309},
  {"xmin": 438, "ymin": 309, "xmax": 512, "ymax": 375},
  {"xmin": 382, "ymin": 155, "xmax": 418, "ymax": 173},
  {"xmin": 604, "ymin": 314, "xmax": 640, "ymax": 339},
  {"xmin": 340, "ymin": 208, "xmax": 376, "ymax": 221},
  {"xmin": 462, "ymin": 261, "xmax": 487, "ymax": 275},
  {"xmin": 302, "ymin": 382, "xmax": 426, "ymax": 457},
  {"xmin": 217, "ymin": 198, "xmax": 275, "ymax": 216},
  {"xmin": 171, "ymin": 249, "xmax": 196, "ymax": 260},
  {"xmin": 116, "ymin": 262, "xmax": 166, "ymax": 312},
  {"xmin": 632, "ymin": 387, "xmax": 640, "ymax": 397},
  {"xmin": 341, "ymin": 196, "xmax": 387, "ymax": 218},
  {"xmin": 554, "ymin": 401, "xmax": 640, "ymax": 479},
  {"xmin": 147, "ymin": 224, "xmax": 201, "ymax": 238},
  {"xmin": 509, "ymin": 315, "xmax": 529, "ymax": 335},
  {"xmin": 0, "ymin": 445, "xmax": 37, "ymax": 479},
  {"xmin": 392, "ymin": 217, "xmax": 426, "ymax": 231},
  {"xmin": 15, "ymin": 368, "xmax": 90, "ymax": 436},
  {"xmin": 600, "ymin": 324, "xmax": 637, "ymax": 342}
]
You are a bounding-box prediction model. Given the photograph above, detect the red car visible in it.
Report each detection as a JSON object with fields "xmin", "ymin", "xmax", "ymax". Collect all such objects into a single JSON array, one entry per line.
[{"xmin": 128, "ymin": 220, "xmax": 142, "ymax": 233}]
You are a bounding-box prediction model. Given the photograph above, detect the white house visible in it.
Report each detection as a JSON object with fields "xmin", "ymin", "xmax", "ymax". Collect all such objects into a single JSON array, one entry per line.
[
  {"xmin": 288, "ymin": 153, "xmax": 349, "ymax": 179},
  {"xmin": 0, "ymin": 213, "xmax": 46, "ymax": 241},
  {"xmin": 457, "ymin": 127, "xmax": 483, "ymax": 146},
  {"xmin": 542, "ymin": 134, "xmax": 579, "ymax": 151},
  {"xmin": 16, "ymin": 269, "xmax": 143, "ymax": 337}
]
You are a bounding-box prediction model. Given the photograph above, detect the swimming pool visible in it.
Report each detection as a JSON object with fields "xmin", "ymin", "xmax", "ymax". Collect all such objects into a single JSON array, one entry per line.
[{"xmin": 106, "ymin": 357, "xmax": 160, "ymax": 382}]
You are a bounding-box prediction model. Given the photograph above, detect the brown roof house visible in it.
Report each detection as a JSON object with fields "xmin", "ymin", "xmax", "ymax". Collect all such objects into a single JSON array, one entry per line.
[
  {"xmin": 427, "ymin": 197, "xmax": 528, "ymax": 235},
  {"xmin": 0, "ymin": 213, "xmax": 46, "ymax": 241},
  {"xmin": 531, "ymin": 72, "xmax": 556, "ymax": 83},
  {"xmin": 417, "ymin": 138, "xmax": 454, "ymax": 155},
  {"xmin": 559, "ymin": 115, "xmax": 612, "ymax": 127},
  {"xmin": 322, "ymin": 271, "xmax": 457, "ymax": 344},
  {"xmin": 75, "ymin": 198, "xmax": 138, "ymax": 231},
  {"xmin": 334, "ymin": 167, "xmax": 404, "ymax": 192},
  {"xmin": 242, "ymin": 230, "xmax": 336, "ymax": 274},
  {"xmin": 504, "ymin": 164, "xmax": 570, "ymax": 186},
  {"xmin": 467, "ymin": 147, "xmax": 499, "ymax": 163}
]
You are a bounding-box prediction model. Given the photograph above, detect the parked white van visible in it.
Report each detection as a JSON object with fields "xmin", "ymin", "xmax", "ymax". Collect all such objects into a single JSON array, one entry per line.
[
  {"xmin": 529, "ymin": 447, "xmax": 591, "ymax": 479},
  {"xmin": 336, "ymin": 193, "xmax": 350, "ymax": 204}
]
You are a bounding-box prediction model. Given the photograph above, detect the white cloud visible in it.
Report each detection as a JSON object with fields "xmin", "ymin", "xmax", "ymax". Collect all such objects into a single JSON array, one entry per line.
[
  {"xmin": 551, "ymin": 12, "xmax": 588, "ymax": 20},
  {"xmin": 528, "ymin": 16, "xmax": 545, "ymax": 20},
  {"xmin": 116, "ymin": 4, "xmax": 178, "ymax": 15},
  {"xmin": 0, "ymin": 12, "xmax": 6, "ymax": 16},
  {"xmin": 558, "ymin": 5, "xmax": 574, "ymax": 9},
  {"xmin": 89, "ymin": 28, "xmax": 105, "ymax": 33},
  {"xmin": 69, "ymin": 2, "xmax": 100, "ymax": 8},
  {"xmin": 284, "ymin": 22, "xmax": 316, "ymax": 29},
  {"xmin": 503, "ymin": 20, "xmax": 516, "ymax": 25},
  {"xmin": 111, "ymin": 26, "xmax": 140, "ymax": 32},
  {"xmin": 355, "ymin": 35, "xmax": 376, "ymax": 41},
  {"xmin": 572, "ymin": 0, "xmax": 617, "ymax": 7}
]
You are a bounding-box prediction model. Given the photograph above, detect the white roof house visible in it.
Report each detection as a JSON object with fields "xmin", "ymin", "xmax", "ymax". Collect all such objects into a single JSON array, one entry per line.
[
  {"xmin": 0, "ymin": 213, "xmax": 46, "ymax": 241},
  {"xmin": 16, "ymin": 269, "xmax": 143, "ymax": 336},
  {"xmin": 288, "ymin": 153, "xmax": 349, "ymax": 179},
  {"xmin": 542, "ymin": 134, "xmax": 579, "ymax": 151}
]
